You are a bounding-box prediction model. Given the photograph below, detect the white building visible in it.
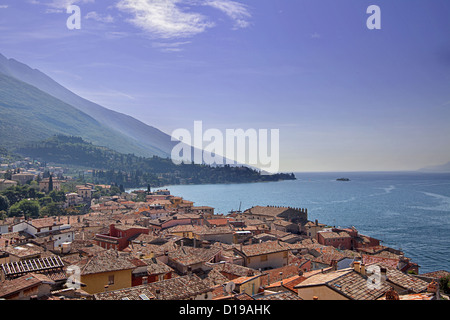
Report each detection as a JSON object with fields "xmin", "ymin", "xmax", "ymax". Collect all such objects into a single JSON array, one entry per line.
[{"xmin": 10, "ymin": 217, "xmax": 74, "ymax": 250}]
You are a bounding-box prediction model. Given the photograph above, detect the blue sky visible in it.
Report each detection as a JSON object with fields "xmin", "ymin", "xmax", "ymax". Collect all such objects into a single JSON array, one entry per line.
[{"xmin": 0, "ymin": 0, "xmax": 449, "ymax": 172}]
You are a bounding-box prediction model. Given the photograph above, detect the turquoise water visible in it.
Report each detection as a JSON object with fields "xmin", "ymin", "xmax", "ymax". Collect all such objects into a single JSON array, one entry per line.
[{"xmin": 131, "ymin": 172, "xmax": 450, "ymax": 273}]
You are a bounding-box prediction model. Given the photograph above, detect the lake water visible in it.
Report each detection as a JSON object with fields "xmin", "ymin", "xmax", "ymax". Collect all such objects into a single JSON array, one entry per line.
[{"xmin": 130, "ymin": 172, "xmax": 450, "ymax": 274}]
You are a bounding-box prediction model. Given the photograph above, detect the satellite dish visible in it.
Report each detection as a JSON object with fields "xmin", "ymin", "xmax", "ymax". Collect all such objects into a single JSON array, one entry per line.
[{"xmin": 225, "ymin": 281, "xmax": 236, "ymax": 293}]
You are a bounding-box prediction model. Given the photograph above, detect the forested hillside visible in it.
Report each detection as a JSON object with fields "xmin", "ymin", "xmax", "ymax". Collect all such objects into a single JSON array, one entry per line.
[{"xmin": 15, "ymin": 135, "xmax": 296, "ymax": 188}]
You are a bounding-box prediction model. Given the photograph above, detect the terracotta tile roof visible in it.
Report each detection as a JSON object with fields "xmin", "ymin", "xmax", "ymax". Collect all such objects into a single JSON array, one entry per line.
[
  {"xmin": 273, "ymin": 219, "xmax": 294, "ymax": 227},
  {"xmin": 264, "ymin": 274, "xmax": 303, "ymax": 289},
  {"xmin": 2, "ymin": 244, "xmax": 41, "ymax": 258},
  {"xmin": 295, "ymin": 269, "xmax": 353, "ymax": 288},
  {"xmin": 318, "ymin": 231, "xmax": 351, "ymax": 239},
  {"xmin": 232, "ymin": 292, "xmax": 255, "ymax": 300},
  {"xmin": 261, "ymin": 264, "xmax": 302, "ymax": 286},
  {"xmin": 362, "ymin": 254, "xmax": 399, "ymax": 269},
  {"xmin": 378, "ymin": 292, "xmax": 435, "ymax": 300},
  {"xmin": 327, "ymin": 270, "xmax": 391, "ymax": 300},
  {"xmin": 167, "ymin": 224, "xmax": 202, "ymax": 233},
  {"xmin": 235, "ymin": 240, "xmax": 291, "ymax": 257},
  {"xmin": 75, "ymin": 250, "xmax": 136, "ymax": 275},
  {"xmin": 210, "ymin": 287, "xmax": 255, "ymax": 300},
  {"xmin": 132, "ymin": 233, "xmax": 160, "ymax": 243},
  {"xmin": 195, "ymin": 226, "xmax": 233, "ymax": 236},
  {"xmin": 168, "ymin": 246, "xmax": 221, "ymax": 266},
  {"xmin": 0, "ymin": 273, "xmax": 55, "ymax": 298},
  {"xmin": 142, "ymin": 257, "xmax": 174, "ymax": 275},
  {"xmin": 207, "ymin": 218, "xmax": 234, "ymax": 226},
  {"xmin": 93, "ymin": 285, "xmax": 156, "ymax": 300},
  {"xmin": 145, "ymin": 274, "xmax": 212, "ymax": 300},
  {"xmin": 312, "ymin": 251, "xmax": 346, "ymax": 266},
  {"xmin": 201, "ymin": 268, "xmax": 230, "ymax": 287},
  {"xmin": 210, "ymin": 284, "xmax": 230, "ymax": 299},
  {"xmin": 282, "ymin": 275, "xmax": 307, "ymax": 293},
  {"xmin": 256, "ymin": 291, "xmax": 302, "ymax": 300},
  {"xmin": 212, "ymin": 262, "xmax": 260, "ymax": 279},
  {"xmin": 130, "ymin": 241, "xmax": 178, "ymax": 258},
  {"xmin": 28, "ymin": 217, "xmax": 63, "ymax": 228},
  {"xmin": 232, "ymin": 274, "xmax": 261, "ymax": 285},
  {"xmin": 113, "ymin": 224, "xmax": 149, "ymax": 231},
  {"xmin": 378, "ymin": 264, "xmax": 429, "ymax": 293}
]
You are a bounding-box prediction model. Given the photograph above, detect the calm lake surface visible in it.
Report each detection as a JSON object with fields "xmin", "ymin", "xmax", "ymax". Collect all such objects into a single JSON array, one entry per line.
[{"xmin": 130, "ymin": 172, "xmax": 450, "ymax": 273}]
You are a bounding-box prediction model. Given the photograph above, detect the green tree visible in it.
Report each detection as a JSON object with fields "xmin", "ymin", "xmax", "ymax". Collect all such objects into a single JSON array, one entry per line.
[
  {"xmin": 38, "ymin": 196, "xmax": 53, "ymax": 207},
  {"xmin": 0, "ymin": 195, "xmax": 10, "ymax": 212},
  {"xmin": 4, "ymin": 169, "xmax": 12, "ymax": 180},
  {"xmin": 49, "ymin": 190, "xmax": 66, "ymax": 203},
  {"xmin": 9, "ymin": 199, "xmax": 40, "ymax": 218},
  {"xmin": 440, "ymin": 275, "xmax": 450, "ymax": 294},
  {"xmin": 41, "ymin": 202, "xmax": 62, "ymax": 217},
  {"xmin": 0, "ymin": 210, "xmax": 7, "ymax": 220},
  {"xmin": 48, "ymin": 174, "xmax": 54, "ymax": 192}
]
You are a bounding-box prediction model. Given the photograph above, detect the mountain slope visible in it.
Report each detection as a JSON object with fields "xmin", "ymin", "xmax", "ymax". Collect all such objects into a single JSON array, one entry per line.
[
  {"xmin": 0, "ymin": 72, "xmax": 161, "ymax": 156},
  {"xmin": 15, "ymin": 135, "xmax": 296, "ymax": 188},
  {"xmin": 0, "ymin": 53, "xmax": 175, "ymax": 158}
]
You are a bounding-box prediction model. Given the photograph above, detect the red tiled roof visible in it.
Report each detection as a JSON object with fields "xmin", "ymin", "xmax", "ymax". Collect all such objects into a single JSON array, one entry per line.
[{"xmin": 236, "ymin": 240, "xmax": 291, "ymax": 257}]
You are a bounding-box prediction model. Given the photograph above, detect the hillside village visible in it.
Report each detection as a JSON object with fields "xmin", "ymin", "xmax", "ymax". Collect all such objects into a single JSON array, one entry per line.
[
  {"xmin": 0, "ymin": 161, "xmax": 448, "ymax": 301},
  {"xmin": 0, "ymin": 188, "xmax": 448, "ymax": 301}
]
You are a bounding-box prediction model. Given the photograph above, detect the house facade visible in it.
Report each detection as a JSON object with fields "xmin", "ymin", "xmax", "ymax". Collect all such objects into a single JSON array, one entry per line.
[{"xmin": 233, "ymin": 240, "xmax": 291, "ymax": 270}]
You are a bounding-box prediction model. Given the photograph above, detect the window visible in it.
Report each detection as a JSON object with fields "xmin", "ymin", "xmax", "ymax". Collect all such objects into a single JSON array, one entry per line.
[
  {"xmin": 260, "ymin": 255, "xmax": 268, "ymax": 262},
  {"xmin": 108, "ymin": 275, "xmax": 115, "ymax": 285}
]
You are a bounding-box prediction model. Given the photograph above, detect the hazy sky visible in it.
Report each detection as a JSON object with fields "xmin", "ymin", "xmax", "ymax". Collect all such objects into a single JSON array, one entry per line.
[{"xmin": 0, "ymin": 0, "xmax": 449, "ymax": 172}]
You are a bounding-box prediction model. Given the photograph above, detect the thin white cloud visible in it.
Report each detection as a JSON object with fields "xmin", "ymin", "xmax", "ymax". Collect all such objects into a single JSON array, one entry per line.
[
  {"xmin": 116, "ymin": 0, "xmax": 215, "ymax": 39},
  {"xmin": 0, "ymin": 5, "xmax": 8, "ymax": 9},
  {"xmin": 152, "ymin": 40, "xmax": 191, "ymax": 52},
  {"xmin": 30, "ymin": 0, "xmax": 252, "ymax": 42},
  {"xmin": 85, "ymin": 11, "xmax": 114, "ymax": 23},
  {"xmin": 204, "ymin": 0, "xmax": 251, "ymax": 29}
]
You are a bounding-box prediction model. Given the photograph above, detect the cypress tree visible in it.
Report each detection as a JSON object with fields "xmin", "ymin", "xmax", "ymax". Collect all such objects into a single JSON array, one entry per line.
[{"xmin": 48, "ymin": 174, "xmax": 54, "ymax": 193}]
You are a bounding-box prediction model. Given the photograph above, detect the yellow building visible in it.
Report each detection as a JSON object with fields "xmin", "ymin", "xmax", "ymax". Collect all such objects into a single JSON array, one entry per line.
[
  {"xmin": 231, "ymin": 274, "xmax": 263, "ymax": 296},
  {"xmin": 167, "ymin": 224, "xmax": 201, "ymax": 240},
  {"xmin": 74, "ymin": 250, "xmax": 136, "ymax": 294}
]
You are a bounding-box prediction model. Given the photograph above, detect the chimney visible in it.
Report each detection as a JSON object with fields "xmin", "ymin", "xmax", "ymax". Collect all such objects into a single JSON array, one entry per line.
[
  {"xmin": 315, "ymin": 219, "xmax": 318, "ymax": 226},
  {"xmin": 380, "ymin": 267, "xmax": 387, "ymax": 282},
  {"xmin": 155, "ymin": 289, "xmax": 161, "ymax": 300},
  {"xmin": 360, "ymin": 263, "xmax": 366, "ymax": 276},
  {"xmin": 331, "ymin": 260, "xmax": 338, "ymax": 271},
  {"xmin": 353, "ymin": 261, "xmax": 361, "ymax": 273}
]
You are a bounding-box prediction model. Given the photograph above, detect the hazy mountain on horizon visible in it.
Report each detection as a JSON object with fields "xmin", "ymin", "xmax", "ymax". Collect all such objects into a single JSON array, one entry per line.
[
  {"xmin": 0, "ymin": 53, "xmax": 176, "ymax": 158},
  {"xmin": 418, "ymin": 161, "xmax": 450, "ymax": 173}
]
